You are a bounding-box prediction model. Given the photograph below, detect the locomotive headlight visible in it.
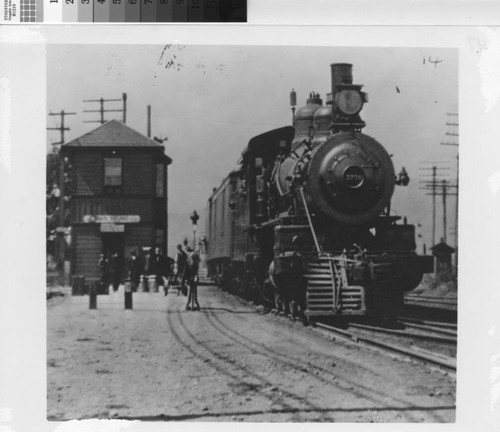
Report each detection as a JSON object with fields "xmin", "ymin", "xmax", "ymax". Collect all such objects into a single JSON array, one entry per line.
[
  {"xmin": 343, "ymin": 165, "xmax": 365, "ymax": 189},
  {"xmin": 335, "ymin": 89, "xmax": 363, "ymax": 115}
]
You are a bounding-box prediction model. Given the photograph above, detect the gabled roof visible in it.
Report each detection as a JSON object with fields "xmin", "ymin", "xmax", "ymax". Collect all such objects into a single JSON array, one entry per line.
[{"xmin": 63, "ymin": 120, "xmax": 164, "ymax": 148}]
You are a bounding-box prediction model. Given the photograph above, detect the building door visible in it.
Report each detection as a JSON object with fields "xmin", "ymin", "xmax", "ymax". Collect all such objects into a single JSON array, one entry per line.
[
  {"xmin": 102, "ymin": 233, "xmax": 125, "ymax": 257},
  {"xmin": 102, "ymin": 233, "xmax": 126, "ymax": 281}
]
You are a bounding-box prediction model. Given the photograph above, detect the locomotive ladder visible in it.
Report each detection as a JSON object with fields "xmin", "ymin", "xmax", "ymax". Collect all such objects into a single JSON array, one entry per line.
[{"xmin": 305, "ymin": 256, "xmax": 365, "ymax": 316}]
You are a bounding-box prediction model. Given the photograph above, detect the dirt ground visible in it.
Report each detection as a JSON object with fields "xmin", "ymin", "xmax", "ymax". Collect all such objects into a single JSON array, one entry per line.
[{"xmin": 47, "ymin": 284, "xmax": 456, "ymax": 423}]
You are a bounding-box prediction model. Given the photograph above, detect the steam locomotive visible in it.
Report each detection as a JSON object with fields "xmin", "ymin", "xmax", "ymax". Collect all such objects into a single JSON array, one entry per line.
[{"xmin": 205, "ymin": 63, "xmax": 433, "ymax": 320}]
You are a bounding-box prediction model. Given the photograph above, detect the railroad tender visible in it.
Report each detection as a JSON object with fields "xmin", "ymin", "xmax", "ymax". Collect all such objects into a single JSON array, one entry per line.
[{"xmin": 206, "ymin": 63, "xmax": 433, "ymax": 321}]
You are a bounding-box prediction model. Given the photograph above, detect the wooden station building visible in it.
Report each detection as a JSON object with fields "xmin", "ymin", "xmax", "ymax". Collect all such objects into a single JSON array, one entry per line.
[{"xmin": 60, "ymin": 120, "xmax": 172, "ymax": 280}]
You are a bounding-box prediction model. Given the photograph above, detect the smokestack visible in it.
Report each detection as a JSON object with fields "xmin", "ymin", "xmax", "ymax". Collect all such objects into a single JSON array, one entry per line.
[
  {"xmin": 331, "ymin": 63, "xmax": 353, "ymax": 92},
  {"xmin": 147, "ymin": 105, "xmax": 151, "ymax": 138}
]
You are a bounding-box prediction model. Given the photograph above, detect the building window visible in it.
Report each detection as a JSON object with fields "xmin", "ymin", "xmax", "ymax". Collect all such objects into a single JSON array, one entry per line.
[
  {"xmin": 104, "ymin": 158, "xmax": 122, "ymax": 193},
  {"xmin": 156, "ymin": 163, "xmax": 165, "ymax": 197}
]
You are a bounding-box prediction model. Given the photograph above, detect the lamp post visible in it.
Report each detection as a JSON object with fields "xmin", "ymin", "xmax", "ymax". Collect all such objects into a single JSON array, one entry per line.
[{"xmin": 190, "ymin": 210, "xmax": 199, "ymax": 251}]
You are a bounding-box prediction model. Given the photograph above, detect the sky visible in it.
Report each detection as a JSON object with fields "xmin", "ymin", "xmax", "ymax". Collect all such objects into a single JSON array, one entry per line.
[{"xmin": 47, "ymin": 44, "xmax": 458, "ymax": 257}]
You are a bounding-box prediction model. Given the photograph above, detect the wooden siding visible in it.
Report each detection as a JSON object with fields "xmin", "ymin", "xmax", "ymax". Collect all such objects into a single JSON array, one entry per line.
[
  {"xmin": 123, "ymin": 153, "xmax": 154, "ymax": 195},
  {"xmin": 125, "ymin": 226, "xmax": 154, "ymax": 252},
  {"xmin": 71, "ymin": 197, "xmax": 155, "ymax": 224},
  {"xmin": 73, "ymin": 226, "xmax": 101, "ymax": 279},
  {"xmin": 73, "ymin": 153, "xmax": 103, "ymax": 195},
  {"xmin": 71, "ymin": 151, "xmax": 158, "ymax": 196}
]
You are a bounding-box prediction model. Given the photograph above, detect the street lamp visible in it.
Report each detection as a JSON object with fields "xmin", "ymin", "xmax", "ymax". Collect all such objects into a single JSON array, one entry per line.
[{"xmin": 190, "ymin": 210, "xmax": 199, "ymax": 251}]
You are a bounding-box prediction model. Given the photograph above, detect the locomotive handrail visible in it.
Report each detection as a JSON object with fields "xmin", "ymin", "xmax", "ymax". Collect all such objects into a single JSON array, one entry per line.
[{"xmin": 298, "ymin": 187, "xmax": 322, "ymax": 254}]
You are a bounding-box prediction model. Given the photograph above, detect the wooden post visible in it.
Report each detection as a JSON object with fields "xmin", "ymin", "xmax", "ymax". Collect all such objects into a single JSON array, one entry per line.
[
  {"xmin": 124, "ymin": 280, "xmax": 133, "ymax": 309},
  {"xmin": 89, "ymin": 282, "xmax": 97, "ymax": 309}
]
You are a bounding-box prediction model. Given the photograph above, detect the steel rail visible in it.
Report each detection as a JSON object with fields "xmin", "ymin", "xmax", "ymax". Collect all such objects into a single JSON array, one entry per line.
[
  {"xmin": 313, "ymin": 321, "xmax": 456, "ymax": 371},
  {"xmin": 397, "ymin": 320, "xmax": 457, "ymax": 337},
  {"xmin": 399, "ymin": 317, "xmax": 457, "ymax": 331},
  {"xmin": 404, "ymin": 297, "xmax": 457, "ymax": 311},
  {"xmin": 405, "ymin": 294, "xmax": 457, "ymax": 302},
  {"xmin": 348, "ymin": 322, "xmax": 457, "ymax": 343}
]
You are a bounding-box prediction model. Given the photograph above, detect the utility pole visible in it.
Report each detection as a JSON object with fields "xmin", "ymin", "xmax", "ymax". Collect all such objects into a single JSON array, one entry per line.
[
  {"xmin": 419, "ymin": 161, "xmax": 450, "ymax": 247},
  {"xmin": 47, "ymin": 109, "xmax": 76, "ymax": 285},
  {"xmin": 437, "ymin": 180, "xmax": 457, "ymax": 243},
  {"xmin": 441, "ymin": 113, "xmax": 459, "ymax": 268},
  {"xmin": 47, "ymin": 110, "xmax": 77, "ymax": 148},
  {"xmin": 290, "ymin": 89, "xmax": 297, "ymax": 123},
  {"xmin": 83, "ymin": 92, "xmax": 127, "ymax": 124},
  {"xmin": 442, "ymin": 180, "xmax": 448, "ymax": 243},
  {"xmin": 147, "ymin": 105, "xmax": 151, "ymax": 138}
]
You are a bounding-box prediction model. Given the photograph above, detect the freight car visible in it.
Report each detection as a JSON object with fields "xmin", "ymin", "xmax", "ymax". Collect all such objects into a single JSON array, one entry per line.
[{"xmin": 206, "ymin": 63, "xmax": 433, "ymax": 321}]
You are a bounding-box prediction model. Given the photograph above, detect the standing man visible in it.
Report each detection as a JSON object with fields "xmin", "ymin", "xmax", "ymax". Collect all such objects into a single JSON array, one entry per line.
[
  {"xmin": 153, "ymin": 246, "xmax": 169, "ymax": 295},
  {"xmin": 109, "ymin": 252, "xmax": 123, "ymax": 292},
  {"xmin": 128, "ymin": 250, "xmax": 141, "ymax": 292},
  {"xmin": 185, "ymin": 247, "xmax": 201, "ymax": 311},
  {"xmin": 175, "ymin": 244, "xmax": 188, "ymax": 295}
]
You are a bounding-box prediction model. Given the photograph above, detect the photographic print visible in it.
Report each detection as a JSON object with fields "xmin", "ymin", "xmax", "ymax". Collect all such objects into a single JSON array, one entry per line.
[{"xmin": 44, "ymin": 43, "xmax": 459, "ymax": 423}]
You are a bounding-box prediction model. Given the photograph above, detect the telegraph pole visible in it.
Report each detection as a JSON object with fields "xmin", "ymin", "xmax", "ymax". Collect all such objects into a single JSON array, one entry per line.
[
  {"xmin": 442, "ymin": 180, "xmax": 448, "ymax": 243},
  {"xmin": 47, "ymin": 110, "xmax": 77, "ymax": 148},
  {"xmin": 419, "ymin": 162, "xmax": 450, "ymax": 247},
  {"xmin": 290, "ymin": 89, "xmax": 297, "ymax": 123},
  {"xmin": 83, "ymin": 92, "xmax": 127, "ymax": 124},
  {"xmin": 441, "ymin": 113, "xmax": 459, "ymax": 268},
  {"xmin": 47, "ymin": 109, "xmax": 76, "ymax": 284}
]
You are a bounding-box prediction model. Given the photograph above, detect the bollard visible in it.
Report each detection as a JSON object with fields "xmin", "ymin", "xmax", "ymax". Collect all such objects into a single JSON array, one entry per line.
[
  {"xmin": 148, "ymin": 275, "xmax": 158, "ymax": 293},
  {"xmin": 124, "ymin": 280, "xmax": 133, "ymax": 309},
  {"xmin": 89, "ymin": 282, "xmax": 97, "ymax": 309},
  {"xmin": 138, "ymin": 275, "xmax": 147, "ymax": 292}
]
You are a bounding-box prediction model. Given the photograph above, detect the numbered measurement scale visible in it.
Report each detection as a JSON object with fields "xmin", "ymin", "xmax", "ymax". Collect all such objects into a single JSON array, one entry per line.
[{"xmin": 2, "ymin": 0, "xmax": 246, "ymax": 22}]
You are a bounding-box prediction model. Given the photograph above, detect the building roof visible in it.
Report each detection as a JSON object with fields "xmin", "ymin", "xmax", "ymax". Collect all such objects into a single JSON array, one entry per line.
[
  {"xmin": 430, "ymin": 241, "xmax": 455, "ymax": 254},
  {"xmin": 242, "ymin": 126, "xmax": 294, "ymax": 159},
  {"xmin": 63, "ymin": 120, "xmax": 164, "ymax": 148}
]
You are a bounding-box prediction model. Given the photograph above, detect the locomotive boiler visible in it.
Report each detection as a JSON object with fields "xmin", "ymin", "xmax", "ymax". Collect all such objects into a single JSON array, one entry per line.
[{"xmin": 206, "ymin": 63, "xmax": 433, "ymax": 321}]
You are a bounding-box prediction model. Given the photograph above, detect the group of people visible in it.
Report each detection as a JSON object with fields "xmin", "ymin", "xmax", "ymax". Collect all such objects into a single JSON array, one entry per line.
[{"xmin": 98, "ymin": 244, "xmax": 200, "ymax": 304}]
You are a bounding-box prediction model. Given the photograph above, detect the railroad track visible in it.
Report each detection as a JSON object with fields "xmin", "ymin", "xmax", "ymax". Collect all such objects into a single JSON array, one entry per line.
[
  {"xmin": 312, "ymin": 320, "xmax": 456, "ymax": 372},
  {"xmin": 397, "ymin": 317, "xmax": 457, "ymax": 336},
  {"xmin": 404, "ymin": 294, "xmax": 457, "ymax": 311},
  {"xmin": 269, "ymin": 308, "xmax": 456, "ymax": 372}
]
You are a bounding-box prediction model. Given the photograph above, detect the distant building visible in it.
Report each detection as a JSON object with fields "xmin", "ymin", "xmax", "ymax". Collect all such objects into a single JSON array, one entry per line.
[
  {"xmin": 60, "ymin": 120, "xmax": 172, "ymax": 281},
  {"xmin": 430, "ymin": 240, "xmax": 456, "ymax": 280}
]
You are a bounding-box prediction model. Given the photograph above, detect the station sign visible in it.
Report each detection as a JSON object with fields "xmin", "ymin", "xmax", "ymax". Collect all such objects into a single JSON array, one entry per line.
[
  {"xmin": 55, "ymin": 227, "xmax": 71, "ymax": 234},
  {"xmin": 100, "ymin": 223, "xmax": 125, "ymax": 233},
  {"xmin": 83, "ymin": 215, "xmax": 140, "ymax": 224}
]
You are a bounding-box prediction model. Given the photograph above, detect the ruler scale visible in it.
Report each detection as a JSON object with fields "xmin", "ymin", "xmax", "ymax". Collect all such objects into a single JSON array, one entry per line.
[{"xmin": 2, "ymin": 0, "xmax": 245, "ymax": 21}]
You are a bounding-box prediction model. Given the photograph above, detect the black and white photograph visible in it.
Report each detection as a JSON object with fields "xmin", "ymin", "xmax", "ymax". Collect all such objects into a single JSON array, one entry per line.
[
  {"xmin": 1, "ymin": 21, "xmax": 500, "ymax": 432},
  {"xmin": 43, "ymin": 43, "xmax": 458, "ymax": 422}
]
